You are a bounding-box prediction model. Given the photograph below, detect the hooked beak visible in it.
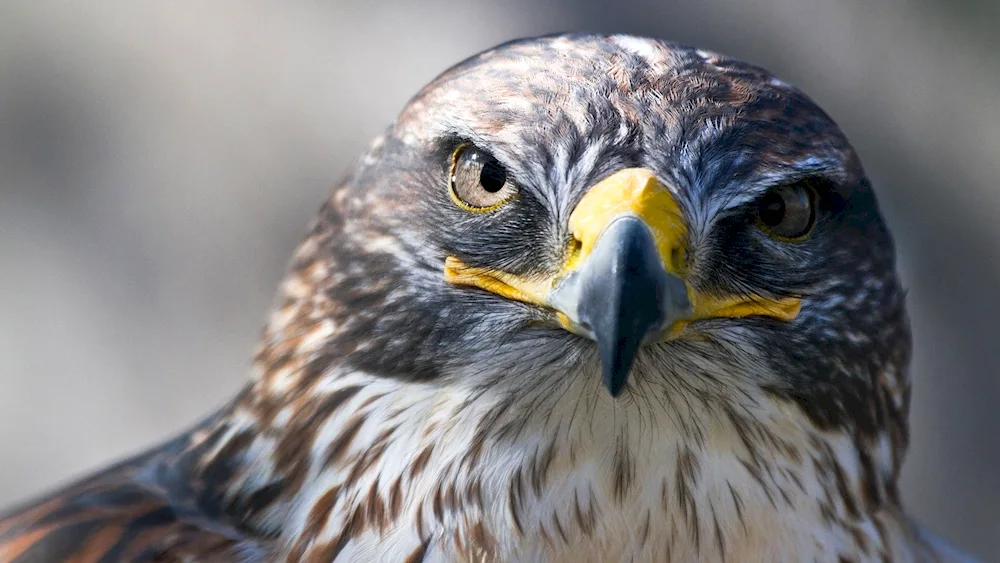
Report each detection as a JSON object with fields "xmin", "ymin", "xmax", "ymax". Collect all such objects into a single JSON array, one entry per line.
[
  {"xmin": 547, "ymin": 216, "xmax": 689, "ymax": 396},
  {"xmin": 445, "ymin": 168, "xmax": 800, "ymax": 397}
]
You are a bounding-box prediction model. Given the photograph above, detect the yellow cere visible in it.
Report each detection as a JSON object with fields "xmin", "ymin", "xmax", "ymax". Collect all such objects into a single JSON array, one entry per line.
[{"xmin": 564, "ymin": 168, "xmax": 687, "ymax": 275}]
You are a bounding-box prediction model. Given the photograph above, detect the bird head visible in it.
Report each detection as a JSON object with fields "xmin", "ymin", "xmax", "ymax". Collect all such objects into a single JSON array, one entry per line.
[{"xmin": 260, "ymin": 34, "xmax": 910, "ymax": 474}]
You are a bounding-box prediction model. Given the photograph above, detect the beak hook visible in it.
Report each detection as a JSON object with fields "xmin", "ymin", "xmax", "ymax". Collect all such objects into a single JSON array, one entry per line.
[{"xmin": 551, "ymin": 217, "xmax": 690, "ymax": 396}]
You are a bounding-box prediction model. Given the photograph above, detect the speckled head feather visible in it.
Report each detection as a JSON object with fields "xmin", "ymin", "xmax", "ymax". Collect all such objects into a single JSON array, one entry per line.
[{"xmin": 0, "ymin": 34, "xmax": 974, "ymax": 563}]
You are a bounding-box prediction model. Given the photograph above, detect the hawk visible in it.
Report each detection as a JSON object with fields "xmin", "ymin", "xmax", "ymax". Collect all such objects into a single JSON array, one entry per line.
[{"xmin": 0, "ymin": 34, "xmax": 977, "ymax": 562}]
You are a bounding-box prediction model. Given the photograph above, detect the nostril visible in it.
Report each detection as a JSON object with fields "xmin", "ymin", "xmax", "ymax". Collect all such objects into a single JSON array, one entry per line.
[
  {"xmin": 566, "ymin": 236, "xmax": 583, "ymax": 262},
  {"xmin": 670, "ymin": 246, "xmax": 684, "ymax": 274}
]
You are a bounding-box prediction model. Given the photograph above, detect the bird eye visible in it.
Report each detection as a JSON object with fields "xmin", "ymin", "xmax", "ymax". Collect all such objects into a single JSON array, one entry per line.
[
  {"xmin": 449, "ymin": 144, "xmax": 518, "ymax": 212},
  {"xmin": 756, "ymin": 182, "xmax": 817, "ymax": 240}
]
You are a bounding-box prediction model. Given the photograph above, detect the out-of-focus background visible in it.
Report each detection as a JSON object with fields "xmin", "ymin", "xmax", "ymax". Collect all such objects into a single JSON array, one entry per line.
[{"xmin": 0, "ymin": 1, "xmax": 996, "ymax": 558}]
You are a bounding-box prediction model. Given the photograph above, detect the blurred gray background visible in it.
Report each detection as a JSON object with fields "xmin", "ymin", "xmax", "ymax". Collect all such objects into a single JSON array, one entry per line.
[{"xmin": 0, "ymin": 1, "xmax": 997, "ymax": 559}]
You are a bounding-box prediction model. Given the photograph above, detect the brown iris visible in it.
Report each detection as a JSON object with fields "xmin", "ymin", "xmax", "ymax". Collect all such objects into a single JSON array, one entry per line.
[
  {"xmin": 449, "ymin": 144, "xmax": 518, "ymax": 212},
  {"xmin": 756, "ymin": 181, "xmax": 817, "ymax": 240}
]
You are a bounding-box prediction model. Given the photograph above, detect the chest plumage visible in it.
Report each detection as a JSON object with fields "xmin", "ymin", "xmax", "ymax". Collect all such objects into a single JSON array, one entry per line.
[{"xmin": 255, "ymin": 357, "xmax": 912, "ymax": 562}]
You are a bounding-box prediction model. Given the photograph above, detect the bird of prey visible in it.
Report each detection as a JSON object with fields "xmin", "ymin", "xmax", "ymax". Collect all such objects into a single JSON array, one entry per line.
[{"xmin": 0, "ymin": 34, "xmax": 976, "ymax": 562}]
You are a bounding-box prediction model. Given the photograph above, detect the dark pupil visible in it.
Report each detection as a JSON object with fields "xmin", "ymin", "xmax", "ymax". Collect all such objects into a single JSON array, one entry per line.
[
  {"xmin": 759, "ymin": 193, "xmax": 786, "ymax": 226},
  {"xmin": 479, "ymin": 159, "xmax": 507, "ymax": 193}
]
